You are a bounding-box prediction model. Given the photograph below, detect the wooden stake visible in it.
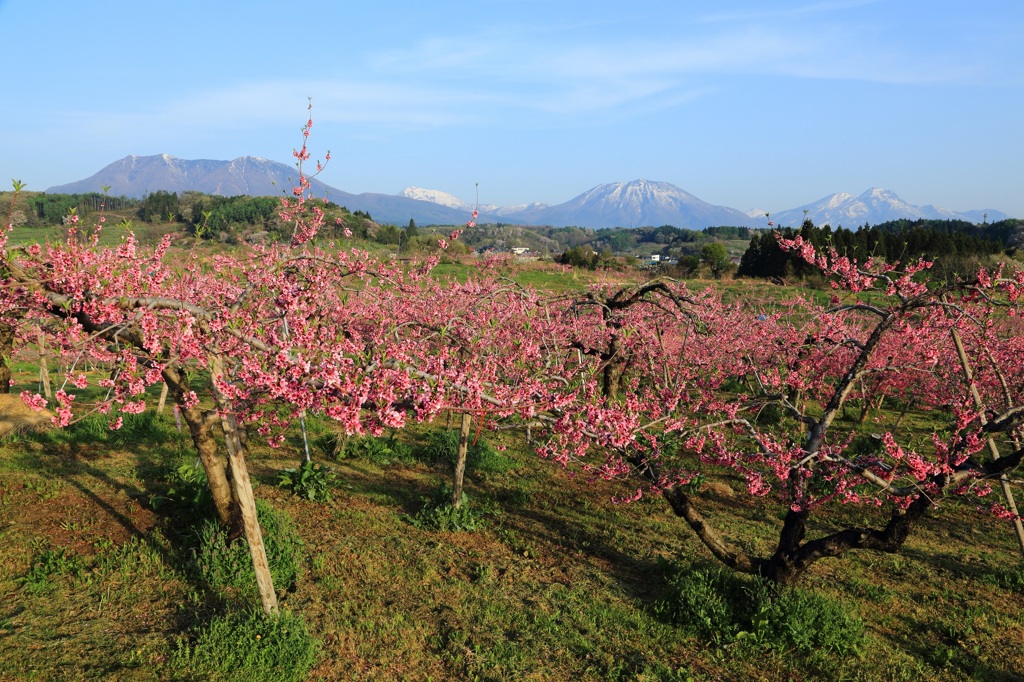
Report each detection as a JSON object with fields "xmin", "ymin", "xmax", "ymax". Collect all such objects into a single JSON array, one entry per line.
[
  {"xmin": 950, "ymin": 324, "xmax": 1024, "ymax": 557},
  {"xmin": 156, "ymin": 381, "xmax": 169, "ymax": 415},
  {"xmin": 209, "ymin": 354, "xmax": 279, "ymax": 615},
  {"xmin": 37, "ymin": 330, "xmax": 52, "ymax": 400},
  {"xmin": 452, "ymin": 412, "xmax": 472, "ymax": 508}
]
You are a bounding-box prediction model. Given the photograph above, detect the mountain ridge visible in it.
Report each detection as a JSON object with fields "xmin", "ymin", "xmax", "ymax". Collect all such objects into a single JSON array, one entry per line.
[{"xmin": 47, "ymin": 154, "xmax": 1010, "ymax": 229}]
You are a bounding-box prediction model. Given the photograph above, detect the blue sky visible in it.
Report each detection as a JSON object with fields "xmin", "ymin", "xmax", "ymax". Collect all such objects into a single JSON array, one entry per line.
[{"xmin": 1, "ymin": 0, "xmax": 1022, "ymax": 216}]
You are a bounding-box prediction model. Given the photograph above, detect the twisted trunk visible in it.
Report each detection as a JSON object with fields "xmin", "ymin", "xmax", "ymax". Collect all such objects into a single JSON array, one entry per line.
[
  {"xmin": 161, "ymin": 364, "xmax": 241, "ymax": 535},
  {"xmin": 0, "ymin": 322, "xmax": 13, "ymax": 394},
  {"xmin": 758, "ymin": 496, "xmax": 931, "ymax": 585}
]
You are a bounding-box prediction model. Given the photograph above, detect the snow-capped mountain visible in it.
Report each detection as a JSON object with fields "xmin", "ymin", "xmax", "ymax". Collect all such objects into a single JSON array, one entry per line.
[
  {"xmin": 400, "ymin": 187, "xmax": 482, "ymax": 211},
  {"xmin": 511, "ymin": 179, "xmax": 761, "ymax": 229},
  {"xmin": 399, "ymin": 186, "xmax": 550, "ymax": 218},
  {"xmin": 771, "ymin": 188, "xmax": 1007, "ymax": 228}
]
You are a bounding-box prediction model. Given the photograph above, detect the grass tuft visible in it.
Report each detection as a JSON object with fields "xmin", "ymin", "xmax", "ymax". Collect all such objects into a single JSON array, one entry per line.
[{"xmin": 171, "ymin": 608, "xmax": 319, "ymax": 682}]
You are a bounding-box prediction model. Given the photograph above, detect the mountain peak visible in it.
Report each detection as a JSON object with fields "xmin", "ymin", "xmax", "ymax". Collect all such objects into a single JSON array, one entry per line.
[
  {"xmin": 539, "ymin": 179, "xmax": 757, "ymax": 229},
  {"xmin": 772, "ymin": 188, "xmax": 1007, "ymax": 227}
]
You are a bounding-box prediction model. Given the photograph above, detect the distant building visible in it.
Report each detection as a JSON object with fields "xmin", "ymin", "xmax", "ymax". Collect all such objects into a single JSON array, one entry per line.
[
  {"xmin": 644, "ymin": 254, "xmax": 661, "ymax": 264},
  {"xmin": 511, "ymin": 247, "xmax": 530, "ymax": 255}
]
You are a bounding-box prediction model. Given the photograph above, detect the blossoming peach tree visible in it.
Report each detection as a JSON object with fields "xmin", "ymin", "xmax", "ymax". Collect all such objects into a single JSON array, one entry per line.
[{"xmin": 528, "ymin": 238, "xmax": 1024, "ymax": 586}]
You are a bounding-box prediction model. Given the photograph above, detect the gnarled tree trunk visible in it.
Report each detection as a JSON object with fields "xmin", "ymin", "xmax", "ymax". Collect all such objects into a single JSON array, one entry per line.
[
  {"xmin": 0, "ymin": 322, "xmax": 13, "ymax": 394},
  {"xmin": 757, "ymin": 497, "xmax": 932, "ymax": 586},
  {"xmin": 161, "ymin": 364, "xmax": 241, "ymax": 535}
]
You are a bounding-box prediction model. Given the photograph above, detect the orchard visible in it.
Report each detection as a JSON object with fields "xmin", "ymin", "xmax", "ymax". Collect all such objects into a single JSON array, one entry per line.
[{"xmin": 2, "ymin": 107, "xmax": 1023, "ymax": 679}]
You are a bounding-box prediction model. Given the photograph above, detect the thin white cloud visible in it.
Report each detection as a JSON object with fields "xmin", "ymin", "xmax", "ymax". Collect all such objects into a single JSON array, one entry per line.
[{"xmin": 359, "ymin": 14, "xmax": 985, "ymax": 119}]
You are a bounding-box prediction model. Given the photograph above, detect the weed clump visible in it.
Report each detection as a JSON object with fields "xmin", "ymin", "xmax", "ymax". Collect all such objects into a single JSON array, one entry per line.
[
  {"xmin": 278, "ymin": 460, "xmax": 336, "ymax": 503},
  {"xmin": 332, "ymin": 432, "xmax": 414, "ymax": 464},
  {"xmin": 18, "ymin": 547, "xmax": 82, "ymax": 594},
  {"xmin": 409, "ymin": 484, "xmax": 484, "ymax": 532},
  {"xmin": 150, "ymin": 461, "xmax": 212, "ymax": 514}
]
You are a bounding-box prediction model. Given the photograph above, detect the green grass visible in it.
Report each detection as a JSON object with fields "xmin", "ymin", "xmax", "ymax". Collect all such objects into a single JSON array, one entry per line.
[
  {"xmin": 191, "ymin": 499, "xmax": 304, "ymax": 603},
  {"xmin": 2, "ymin": 408, "xmax": 1023, "ymax": 681}
]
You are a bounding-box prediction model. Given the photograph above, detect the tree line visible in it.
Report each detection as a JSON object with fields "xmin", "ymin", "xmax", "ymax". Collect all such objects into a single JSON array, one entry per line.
[
  {"xmin": 738, "ymin": 219, "xmax": 1015, "ymax": 281},
  {"xmin": 30, "ymin": 192, "xmax": 138, "ymax": 224}
]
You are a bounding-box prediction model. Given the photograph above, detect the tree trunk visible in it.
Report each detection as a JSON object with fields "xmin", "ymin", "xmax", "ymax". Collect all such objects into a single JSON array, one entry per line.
[
  {"xmin": 758, "ymin": 509, "xmax": 810, "ymax": 586},
  {"xmin": 452, "ymin": 412, "xmax": 472, "ymax": 508},
  {"xmin": 759, "ymin": 496, "xmax": 932, "ymax": 586},
  {"xmin": 660, "ymin": 483, "xmax": 760, "ymax": 574},
  {"xmin": 161, "ymin": 364, "xmax": 240, "ymax": 534},
  {"xmin": 0, "ymin": 322, "xmax": 12, "ymax": 394},
  {"xmin": 209, "ymin": 354, "xmax": 279, "ymax": 615},
  {"xmin": 603, "ymin": 360, "xmax": 624, "ymax": 401},
  {"xmin": 602, "ymin": 335, "xmax": 623, "ymax": 400}
]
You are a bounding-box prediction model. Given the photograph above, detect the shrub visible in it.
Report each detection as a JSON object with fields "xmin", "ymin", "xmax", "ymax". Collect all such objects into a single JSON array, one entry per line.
[
  {"xmin": 171, "ymin": 608, "xmax": 319, "ymax": 682},
  {"xmin": 193, "ymin": 500, "xmax": 303, "ymax": 599}
]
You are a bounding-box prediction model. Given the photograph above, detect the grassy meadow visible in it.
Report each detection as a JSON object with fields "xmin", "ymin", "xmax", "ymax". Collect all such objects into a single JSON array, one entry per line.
[{"xmin": 2, "ymin": 405, "xmax": 1024, "ymax": 681}]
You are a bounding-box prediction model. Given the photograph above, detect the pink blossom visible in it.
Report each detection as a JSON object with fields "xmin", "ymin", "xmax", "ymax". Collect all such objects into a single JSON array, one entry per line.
[{"xmin": 19, "ymin": 392, "xmax": 47, "ymax": 410}]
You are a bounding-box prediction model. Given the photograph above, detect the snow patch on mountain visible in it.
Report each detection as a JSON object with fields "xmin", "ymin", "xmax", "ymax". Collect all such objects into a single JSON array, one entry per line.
[
  {"xmin": 400, "ymin": 187, "xmax": 476, "ymax": 211},
  {"xmin": 399, "ymin": 187, "xmax": 549, "ymax": 218}
]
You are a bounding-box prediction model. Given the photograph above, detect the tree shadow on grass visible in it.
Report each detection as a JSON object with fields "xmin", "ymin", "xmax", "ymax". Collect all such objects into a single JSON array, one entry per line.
[
  {"xmin": 886, "ymin": 614, "xmax": 1024, "ymax": 682},
  {"xmin": 331, "ymin": 459, "xmax": 444, "ymax": 516},
  {"xmin": 3, "ymin": 421, "xmax": 261, "ymax": 619},
  {"xmin": 488, "ymin": 491, "xmax": 674, "ymax": 606}
]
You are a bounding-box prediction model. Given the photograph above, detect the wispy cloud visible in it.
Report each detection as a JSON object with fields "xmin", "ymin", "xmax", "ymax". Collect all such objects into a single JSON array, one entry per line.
[{"xmin": 354, "ymin": 12, "xmax": 984, "ymax": 124}]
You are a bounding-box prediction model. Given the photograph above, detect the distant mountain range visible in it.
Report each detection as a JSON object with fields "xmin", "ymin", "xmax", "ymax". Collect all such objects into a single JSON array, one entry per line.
[{"xmin": 48, "ymin": 155, "xmax": 1010, "ymax": 229}]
